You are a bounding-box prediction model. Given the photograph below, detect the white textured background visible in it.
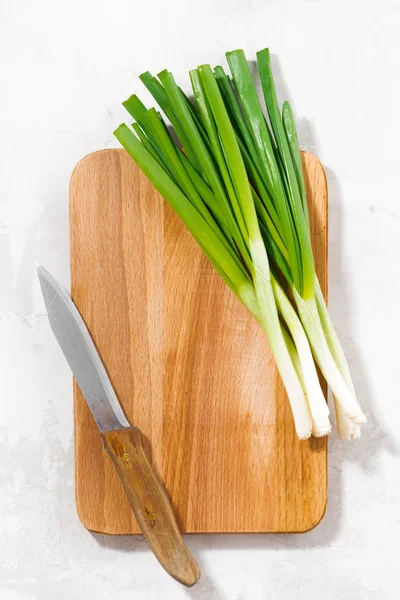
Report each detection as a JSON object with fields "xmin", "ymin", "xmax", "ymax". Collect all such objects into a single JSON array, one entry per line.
[{"xmin": 1, "ymin": 1, "xmax": 399, "ymax": 598}]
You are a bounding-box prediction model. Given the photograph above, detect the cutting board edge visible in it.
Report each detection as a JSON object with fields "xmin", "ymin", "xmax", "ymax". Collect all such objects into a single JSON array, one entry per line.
[
  {"xmin": 75, "ymin": 504, "xmax": 328, "ymax": 536},
  {"xmin": 73, "ymin": 448, "xmax": 328, "ymax": 534}
]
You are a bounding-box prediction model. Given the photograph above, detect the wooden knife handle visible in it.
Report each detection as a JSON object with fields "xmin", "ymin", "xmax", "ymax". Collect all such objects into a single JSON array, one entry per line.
[{"xmin": 102, "ymin": 427, "xmax": 200, "ymax": 587}]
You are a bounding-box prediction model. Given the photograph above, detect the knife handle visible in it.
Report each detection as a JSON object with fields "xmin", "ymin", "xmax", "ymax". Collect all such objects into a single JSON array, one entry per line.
[{"xmin": 102, "ymin": 427, "xmax": 200, "ymax": 587}]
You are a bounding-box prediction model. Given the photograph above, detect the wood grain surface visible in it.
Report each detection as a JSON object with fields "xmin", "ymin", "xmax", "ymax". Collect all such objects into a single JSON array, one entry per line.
[{"xmin": 70, "ymin": 148, "xmax": 328, "ymax": 535}]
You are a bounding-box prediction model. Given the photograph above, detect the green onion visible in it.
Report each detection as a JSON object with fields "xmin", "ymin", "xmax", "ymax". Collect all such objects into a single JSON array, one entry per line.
[
  {"xmin": 114, "ymin": 48, "xmax": 365, "ymax": 440},
  {"xmin": 199, "ymin": 62, "xmax": 312, "ymax": 439},
  {"xmin": 272, "ymin": 276, "xmax": 330, "ymax": 437}
]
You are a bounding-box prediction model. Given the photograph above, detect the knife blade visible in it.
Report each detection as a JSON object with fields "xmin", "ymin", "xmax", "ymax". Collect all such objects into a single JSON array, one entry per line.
[{"xmin": 37, "ymin": 265, "xmax": 200, "ymax": 587}]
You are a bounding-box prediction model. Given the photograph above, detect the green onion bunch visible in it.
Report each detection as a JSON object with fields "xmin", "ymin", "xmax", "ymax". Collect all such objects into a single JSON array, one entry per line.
[{"xmin": 114, "ymin": 48, "xmax": 366, "ymax": 440}]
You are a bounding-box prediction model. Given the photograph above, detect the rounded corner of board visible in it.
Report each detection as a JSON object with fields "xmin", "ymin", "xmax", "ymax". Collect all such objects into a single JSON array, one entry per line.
[
  {"xmin": 74, "ymin": 497, "xmax": 96, "ymax": 533},
  {"xmin": 74, "ymin": 501, "xmax": 124, "ymax": 536},
  {"xmin": 301, "ymin": 151, "xmax": 328, "ymax": 191},
  {"xmin": 69, "ymin": 148, "xmax": 126, "ymax": 192},
  {"xmin": 300, "ymin": 149, "xmax": 325, "ymax": 169},
  {"xmin": 74, "ymin": 487, "xmax": 140, "ymax": 536},
  {"xmin": 298, "ymin": 497, "xmax": 328, "ymax": 534}
]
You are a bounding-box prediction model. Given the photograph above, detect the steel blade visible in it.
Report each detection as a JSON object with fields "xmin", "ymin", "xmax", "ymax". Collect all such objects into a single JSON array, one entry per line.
[{"xmin": 37, "ymin": 265, "xmax": 130, "ymax": 432}]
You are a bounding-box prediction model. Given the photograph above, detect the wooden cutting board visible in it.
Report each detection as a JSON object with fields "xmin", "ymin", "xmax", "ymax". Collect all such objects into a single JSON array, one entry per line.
[{"xmin": 70, "ymin": 148, "xmax": 328, "ymax": 535}]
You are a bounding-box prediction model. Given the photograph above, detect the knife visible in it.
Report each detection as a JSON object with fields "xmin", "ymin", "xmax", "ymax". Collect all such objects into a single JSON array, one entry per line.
[{"xmin": 37, "ymin": 265, "xmax": 200, "ymax": 587}]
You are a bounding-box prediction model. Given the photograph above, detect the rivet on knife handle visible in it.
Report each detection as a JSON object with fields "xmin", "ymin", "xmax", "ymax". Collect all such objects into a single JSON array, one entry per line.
[{"xmin": 102, "ymin": 426, "xmax": 200, "ymax": 587}]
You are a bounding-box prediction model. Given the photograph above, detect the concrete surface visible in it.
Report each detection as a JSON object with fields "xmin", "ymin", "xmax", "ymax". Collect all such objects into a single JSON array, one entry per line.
[{"xmin": 1, "ymin": 0, "xmax": 399, "ymax": 598}]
